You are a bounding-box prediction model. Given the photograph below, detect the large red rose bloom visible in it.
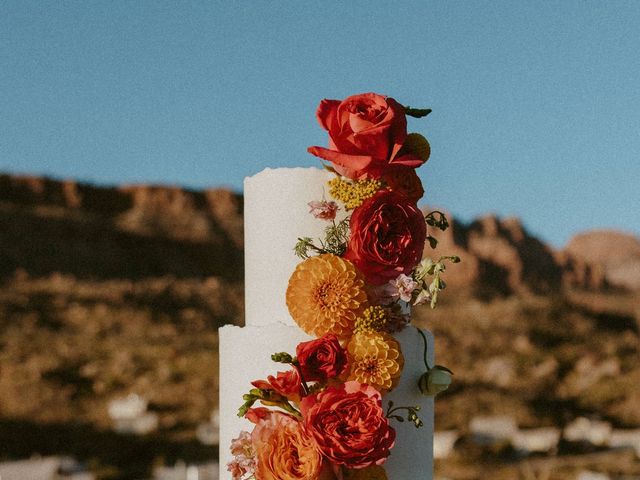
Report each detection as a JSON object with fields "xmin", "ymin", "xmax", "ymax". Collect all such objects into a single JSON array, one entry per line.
[
  {"xmin": 345, "ymin": 189, "xmax": 427, "ymax": 285},
  {"xmin": 307, "ymin": 93, "xmax": 425, "ymax": 179},
  {"xmin": 300, "ymin": 381, "xmax": 396, "ymax": 469}
]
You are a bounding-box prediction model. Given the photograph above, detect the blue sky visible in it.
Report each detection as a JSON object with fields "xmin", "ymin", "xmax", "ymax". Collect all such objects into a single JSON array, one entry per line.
[{"xmin": 1, "ymin": 1, "xmax": 639, "ymax": 247}]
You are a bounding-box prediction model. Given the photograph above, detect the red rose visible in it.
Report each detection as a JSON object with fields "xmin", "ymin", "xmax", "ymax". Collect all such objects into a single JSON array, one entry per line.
[
  {"xmin": 251, "ymin": 369, "xmax": 303, "ymax": 402},
  {"xmin": 300, "ymin": 381, "xmax": 396, "ymax": 469},
  {"xmin": 296, "ymin": 334, "xmax": 348, "ymax": 382},
  {"xmin": 307, "ymin": 93, "xmax": 424, "ymax": 179},
  {"xmin": 345, "ymin": 189, "xmax": 427, "ymax": 285}
]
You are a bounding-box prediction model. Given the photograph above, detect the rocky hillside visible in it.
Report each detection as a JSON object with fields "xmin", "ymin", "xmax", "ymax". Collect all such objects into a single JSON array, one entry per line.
[
  {"xmin": 2, "ymin": 173, "xmax": 636, "ymax": 293},
  {"xmin": 565, "ymin": 230, "xmax": 640, "ymax": 291},
  {"xmin": 0, "ymin": 172, "xmax": 638, "ymax": 479},
  {"xmin": 0, "ymin": 174, "xmax": 243, "ymax": 280}
]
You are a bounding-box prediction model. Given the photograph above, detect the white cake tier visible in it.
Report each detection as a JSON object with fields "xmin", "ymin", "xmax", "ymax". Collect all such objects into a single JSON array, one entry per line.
[
  {"xmin": 243, "ymin": 167, "xmax": 347, "ymax": 328},
  {"xmin": 219, "ymin": 324, "xmax": 434, "ymax": 480},
  {"xmin": 222, "ymin": 166, "xmax": 435, "ymax": 479}
]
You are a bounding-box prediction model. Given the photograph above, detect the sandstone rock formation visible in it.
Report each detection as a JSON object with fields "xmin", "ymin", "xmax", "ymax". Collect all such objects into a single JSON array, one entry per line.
[
  {"xmin": 0, "ymin": 172, "xmax": 638, "ymax": 479},
  {"xmin": 565, "ymin": 230, "xmax": 640, "ymax": 291},
  {"xmin": 424, "ymin": 210, "xmax": 568, "ymax": 295},
  {"xmin": 0, "ymin": 174, "xmax": 243, "ymax": 280},
  {"xmin": 2, "ymin": 172, "xmax": 637, "ymax": 294}
]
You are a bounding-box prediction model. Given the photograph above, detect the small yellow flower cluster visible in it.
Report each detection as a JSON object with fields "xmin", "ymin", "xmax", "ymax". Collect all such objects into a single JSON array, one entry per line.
[
  {"xmin": 354, "ymin": 306, "xmax": 388, "ymax": 334},
  {"xmin": 328, "ymin": 177, "xmax": 382, "ymax": 210}
]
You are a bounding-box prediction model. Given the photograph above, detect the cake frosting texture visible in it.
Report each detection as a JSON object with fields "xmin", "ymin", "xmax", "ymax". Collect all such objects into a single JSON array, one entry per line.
[
  {"xmin": 244, "ymin": 168, "xmax": 346, "ymax": 328},
  {"xmin": 219, "ymin": 167, "xmax": 434, "ymax": 479}
]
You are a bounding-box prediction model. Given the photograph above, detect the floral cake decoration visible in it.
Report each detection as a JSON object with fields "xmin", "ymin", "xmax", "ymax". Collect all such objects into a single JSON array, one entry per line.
[{"xmin": 228, "ymin": 92, "xmax": 459, "ymax": 480}]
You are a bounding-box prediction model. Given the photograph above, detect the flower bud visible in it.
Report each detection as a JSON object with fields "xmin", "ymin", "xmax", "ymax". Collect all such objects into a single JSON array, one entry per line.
[
  {"xmin": 418, "ymin": 365, "xmax": 452, "ymax": 396},
  {"xmin": 271, "ymin": 352, "xmax": 293, "ymax": 364},
  {"xmin": 414, "ymin": 258, "xmax": 434, "ymax": 281}
]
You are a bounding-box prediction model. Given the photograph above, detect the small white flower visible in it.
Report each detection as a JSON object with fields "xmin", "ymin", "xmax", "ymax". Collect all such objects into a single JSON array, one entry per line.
[
  {"xmin": 414, "ymin": 258, "xmax": 434, "ymax": 281},
  {"xmin": 413, "ymin": 288, "xmax": 432, "ymax": 306}
]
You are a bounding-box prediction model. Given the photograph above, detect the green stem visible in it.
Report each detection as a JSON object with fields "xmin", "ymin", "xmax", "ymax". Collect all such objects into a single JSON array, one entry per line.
[
  {"xmin": 280, "ymin": 401, "xmax": 303, "ymax": 420},
  {"xmin": 417, "ymin": 328, "xmax": 432, "ymax": 371},
  {"xmin": 292, "ymin": 360, "xmax": 310, "ymax": 396},
  {"xmin": 307, "ymin": 242, "xmax": 326, "ymax": 254}
]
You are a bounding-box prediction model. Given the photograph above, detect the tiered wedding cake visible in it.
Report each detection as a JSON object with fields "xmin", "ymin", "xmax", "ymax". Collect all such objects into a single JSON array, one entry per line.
[{"xmin": 219, "ymin": 93, "xmax": 454, "ymax": 480}]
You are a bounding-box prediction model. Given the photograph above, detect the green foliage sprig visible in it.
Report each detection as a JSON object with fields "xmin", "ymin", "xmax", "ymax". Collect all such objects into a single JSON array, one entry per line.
[
  {"xmin": 403, "ymin": 105, "xmax": 432, "ymax": 119},
  {"xmin": 425, "ymin": 210, "xmax": 450, "ymax": 249},
  {"xmin": 294, "ymin": 217, "xmax": 350, "ymax": 259},
  {"xmin": 386, "ymin": 401, "xmax": 423, "ymax": 428},
  {"xmin": 237, "ymin": 387, "xmax": 302, "ymax": 419},
  {"xmin": 237, "ymin": 350, "xmax": 310, "ymax": 418},
  {"xmin": 413, "ymin": 255, "xmax": 460, "ymax": 309}
]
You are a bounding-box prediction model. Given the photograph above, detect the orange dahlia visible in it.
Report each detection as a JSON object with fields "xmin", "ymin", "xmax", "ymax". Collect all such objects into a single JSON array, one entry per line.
[
  {"xmin": 346, "ymin": 331, "xmax": 404, "ymax": 393},
  {"xmin": 286, "ymin": 254, "xmax": 368, "ymax": 338}
]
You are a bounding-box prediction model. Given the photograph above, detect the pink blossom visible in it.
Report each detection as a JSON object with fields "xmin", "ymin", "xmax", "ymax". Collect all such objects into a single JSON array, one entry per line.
[
  {"xmin": 308, "ymin": 200, "xmax": 339, "ymax": 220},
  {"xmin": 226, "ymin": 459, "xmax": 248, "ymax": 480},
  {"xmin": 389, "ymin": 274, "xmax": 419, "ymax": 302},
  {"xmin": 227, "ymin": 430, "xmax": 256, "ymax": 480},
  {"xmin": 371, "ymin": 274, "xmax": 419, "ymax": 303},
  {"xmin": 230, "ymin": 431, "xmax": 252, "ymax": 456}
]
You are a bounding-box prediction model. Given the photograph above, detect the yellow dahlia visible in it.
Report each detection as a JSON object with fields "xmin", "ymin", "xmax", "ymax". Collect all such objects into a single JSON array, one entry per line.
[
  {"xmin": 347, "ymin": 331, "xmax": 404, "ymax": 393},
  {"xmin": 286, "ymin": 254, "xmax": 368, "ymax": 338}
]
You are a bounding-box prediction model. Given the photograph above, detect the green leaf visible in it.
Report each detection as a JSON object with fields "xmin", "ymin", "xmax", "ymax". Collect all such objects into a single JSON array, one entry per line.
[
  {"xmin": 271, "ymin": 352, "xmax": 293, "ymax": 364},
  {"xmin": 404, "ymin": 106, "xmax": 432, "ymax": 118},
  {"xmin": 237, "ymin": 398, "xmax": 256, "ymax": 417},
  {"xmin": 425, "ymin": 211, "xmax": 449, "ymax": 231},
  {"xmin": 427, "ymin": 235, "xmax": 438, "ymax": 249}
]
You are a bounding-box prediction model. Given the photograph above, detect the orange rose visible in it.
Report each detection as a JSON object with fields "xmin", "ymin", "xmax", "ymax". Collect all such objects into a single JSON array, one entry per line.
[
  {"xmin": 251, "ymin": 411, "xmax": 323, "ymax": 480},
  {"xmin": 308, "ymin": 93, "xmax": 425, "ymax": 179}
]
